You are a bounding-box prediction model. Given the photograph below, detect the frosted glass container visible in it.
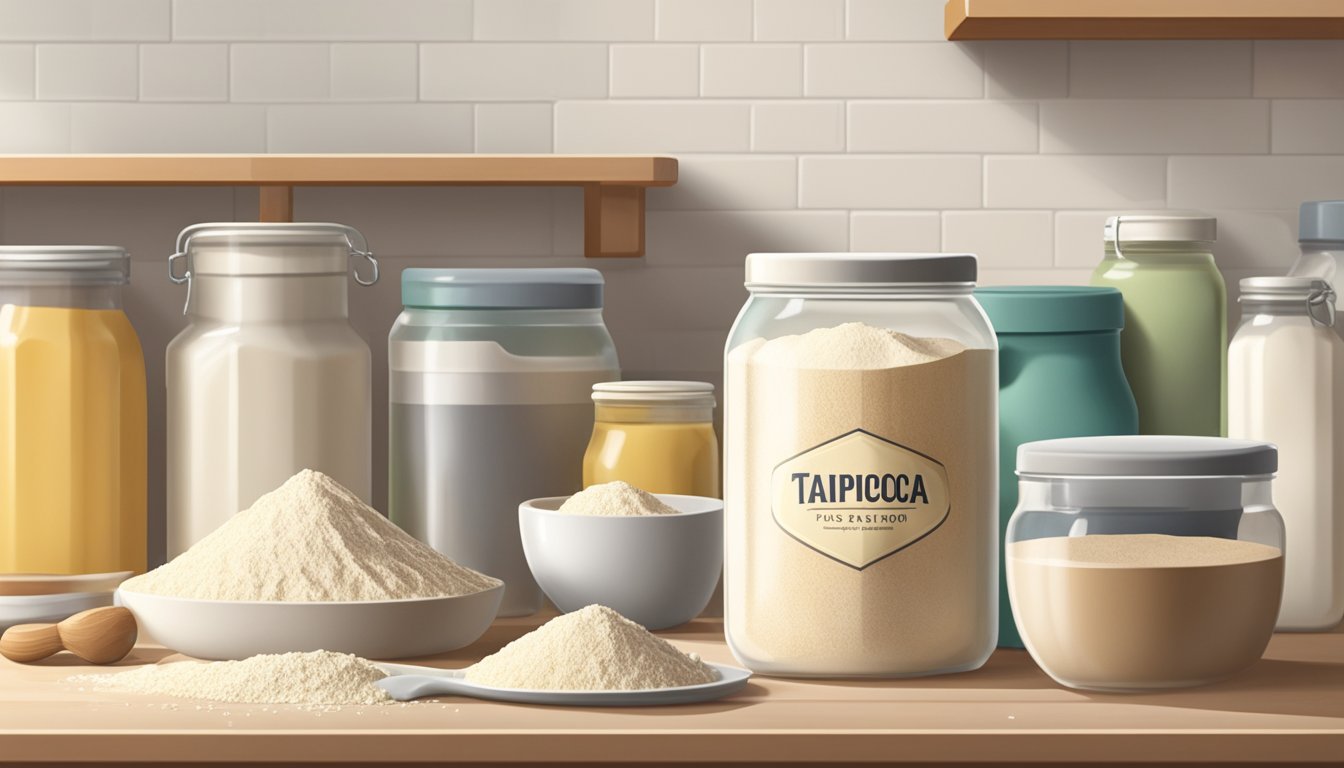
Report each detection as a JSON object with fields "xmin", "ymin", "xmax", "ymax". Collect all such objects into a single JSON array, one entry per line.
[{"xmin": 166, "ymin": 223, "xmax": 375, "ymax": 558}]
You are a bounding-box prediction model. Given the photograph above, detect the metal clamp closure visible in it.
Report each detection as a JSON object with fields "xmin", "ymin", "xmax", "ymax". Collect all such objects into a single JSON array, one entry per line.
[
  {"xmin": 167, "ymin": 223, "xmax": 378, "ymax": 315},
  {"xmin": 1308, "ymin": 282, "xmax": 1337, "ymax": 328}
]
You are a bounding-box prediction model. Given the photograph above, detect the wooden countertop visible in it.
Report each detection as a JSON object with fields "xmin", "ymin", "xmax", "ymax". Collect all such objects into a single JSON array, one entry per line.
[{"xmin": 1, "ymin": 615, "xmax": 1342, "ymax": 766}]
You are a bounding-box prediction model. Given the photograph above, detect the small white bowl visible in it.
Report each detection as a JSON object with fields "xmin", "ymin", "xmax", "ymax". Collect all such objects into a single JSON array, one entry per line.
[
  {"xmin": 519, "ymin": 494, "xmax": 723, "ymax": 630},
  {"xmin": 116, "ymin": 585, "xmax": 503, "ymax": 661}
]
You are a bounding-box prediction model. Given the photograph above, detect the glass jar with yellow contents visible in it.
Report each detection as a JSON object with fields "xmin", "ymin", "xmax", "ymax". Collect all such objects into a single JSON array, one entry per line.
[{"xmin": 582, "ymin": 381, "xmax": 719, "ymax": 497}]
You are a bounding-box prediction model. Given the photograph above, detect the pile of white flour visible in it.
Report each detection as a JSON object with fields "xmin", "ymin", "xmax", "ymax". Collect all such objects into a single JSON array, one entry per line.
[
  {"xmin": 558, "ymin": 481, "xmax": 679, "ymax": 517},
  {"xmin": 465, "ymin": 605, "xmax": 716, "ymax": 690},
  {"xmin": 744, "ymin": 322, "xmax": 966, "ymax": 369},
  {"xmin": 71, "ymin": 651, "xmax": 391, "ymax": 706},
  {"xmin": 121, "ymin": 469, "xmax": 501, "ymax": 602}
]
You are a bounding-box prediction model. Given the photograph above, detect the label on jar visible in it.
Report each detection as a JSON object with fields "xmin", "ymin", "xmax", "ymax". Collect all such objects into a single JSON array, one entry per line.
[{"xmin": 771, "ymin": 429, "xmax": 951, "ymax": 570}]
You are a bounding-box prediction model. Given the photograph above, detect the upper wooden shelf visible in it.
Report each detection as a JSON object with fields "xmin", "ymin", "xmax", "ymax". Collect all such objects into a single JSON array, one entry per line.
[
  {"xmin": 0, "ymin": 154, "xmax": 680, "ymax": 258},
  {"xmin": 945, "ymin": 0, "xmax": 1344, "ymax": 39}
]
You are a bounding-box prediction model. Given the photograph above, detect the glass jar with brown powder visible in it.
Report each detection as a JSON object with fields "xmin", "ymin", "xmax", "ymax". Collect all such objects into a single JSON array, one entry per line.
[{"xmin": 1008, "ymin": 436, "xmax": 1285, "ymax": 691}]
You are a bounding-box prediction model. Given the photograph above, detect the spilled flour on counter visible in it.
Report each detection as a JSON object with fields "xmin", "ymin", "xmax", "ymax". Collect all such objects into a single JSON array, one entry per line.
[
  {"xmin": 121, "ymin": 469, "xmax": 501, "ymax": 602},
  {"xmin": 557, "ymin": 480, "xmax": 679, "ymax": 517},
  {"xmin": 465, "ymin": 605, "xmax": 717, "ymax": 690},
  {"xmin": 70, "ymin": 651, "xmax": 391, "ymax": 706}
]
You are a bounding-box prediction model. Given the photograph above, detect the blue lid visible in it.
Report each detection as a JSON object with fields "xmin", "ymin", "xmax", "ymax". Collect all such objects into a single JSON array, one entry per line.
[
  {"xmin": 1300, "ymin": 201, "xmax": 1344, "ymax": 245},
  {"xmin": 401, "ymin": 268, "xmax": 604, "ymax": 310},
  {"xmin": 975, "ymin": 286, "xmax": 1124, "ymax": 334}
]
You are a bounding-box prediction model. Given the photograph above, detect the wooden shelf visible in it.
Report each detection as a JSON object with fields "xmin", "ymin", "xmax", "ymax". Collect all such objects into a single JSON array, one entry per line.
[
  {"xmin": 945, "ymin": 0, "xmax": 1344, "ymax": 39},
  {"xmin": 2, "ymin": 615, "xmax": 1342, "ymax": 766},
  {"xmin": 0, "ymin": 154, "xmax": 679, "ymax": 258}
]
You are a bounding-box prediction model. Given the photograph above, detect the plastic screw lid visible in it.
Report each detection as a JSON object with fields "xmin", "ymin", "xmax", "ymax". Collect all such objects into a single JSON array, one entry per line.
[
  {"xmin": 592, "ymin": 381, "xmax": 716, "ymax": 408},
  {"xmin": 0, "ymin": 246, "xmax": 130, "ymax": 285},
  {"xmin": 1017, "ymin": 435, "xmax": 1277, "ymax": 478},
  {"xmin": 401, "ymin": 268, "xmax": 604, "ymax": 310},
  {"xmin": 975, "ymin": 286, "xmax": 1124, "ymax": 334},
  {"xmin": 1104, "ymin": 213, "xmax": 1217, "ymax": 244},
  {"xmin": 745, "ymin": 253, "xmax": 977, "ymax": 289},
  {"xmin": 1299, "ymin": 201, "xmax": 1344, "ymax": 245}
]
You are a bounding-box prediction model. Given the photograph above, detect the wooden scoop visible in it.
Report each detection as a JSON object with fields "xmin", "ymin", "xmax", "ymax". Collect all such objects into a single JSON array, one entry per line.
[{"xmin": 0, "ymin": 606, "xmax": 137, "ymax": 664}]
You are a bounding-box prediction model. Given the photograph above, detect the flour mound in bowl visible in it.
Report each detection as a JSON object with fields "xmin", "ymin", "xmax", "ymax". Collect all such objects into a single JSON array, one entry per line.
[
  {"xmin": 71, "ymin": 650, "xmax": 391, "ymax": 706},
  {"xmin": 557, "ymin": 481, "xmax": 679, "ymax": 517},
  {"xmin": 121, "ymin": 469, "xmax": 501, "ymax": 602},
  {"xmin": 465, "ymin": 604, "xmax": 717, "ymax": 690}
]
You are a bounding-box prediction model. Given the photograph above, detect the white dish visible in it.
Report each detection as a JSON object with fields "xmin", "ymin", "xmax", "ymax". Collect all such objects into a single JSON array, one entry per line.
[
  {"xmin": 519, "ymin": 494, "xmax": 723, "ymax": 630},
  {"xmin": 116, "ymin": 585, "xmax": 504, "ymax": 661},
  {"xmin": 374, "ymin": 660, "xmax": 751, "ymax": 706},
  {"xmin": 0, "ymin": 571, "xmax": 133, "ymax": 597},
  {"xmin": 0, "ymin": 591, "xmax": 114, "ymax": 631}
]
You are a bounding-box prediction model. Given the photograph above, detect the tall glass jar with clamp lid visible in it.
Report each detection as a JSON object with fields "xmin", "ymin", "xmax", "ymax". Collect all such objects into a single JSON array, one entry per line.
[
  {"xmin": 1229, "ymin": 277, "xmax": 1344, "ymax": 631},
  {"xmin": 166, "ymin": 223, "xmax": 378, "ymax": 557}
]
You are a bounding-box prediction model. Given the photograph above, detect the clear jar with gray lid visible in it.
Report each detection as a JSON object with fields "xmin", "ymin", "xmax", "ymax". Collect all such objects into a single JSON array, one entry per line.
[
  {"xmin": 725, "ymin": 253, "xmax": 997, "ymax": 678},
  {"xmin": 1007, "ymin": 435, "xmax": 1284, "ymax": 691},
  {"xmin": 1090, "ymin": 212, "xmax": 1226, "ymax": 437},
  {"xmin": 388, "ymin": 268, "xmax": 619, "ymax": 617}
]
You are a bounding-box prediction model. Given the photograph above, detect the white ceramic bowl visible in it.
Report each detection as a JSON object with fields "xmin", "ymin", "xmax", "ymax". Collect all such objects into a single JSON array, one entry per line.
[
  {"xmin": 116, "ymin": 585, "xmax": 503, "ymax": 661},
  {"xmin": 0, "ymin": 591, "xmax": 114, "ymax": 631},
  {"xmin": 519, "ymin": 494, "xmax": 723, "ymax": 630}
]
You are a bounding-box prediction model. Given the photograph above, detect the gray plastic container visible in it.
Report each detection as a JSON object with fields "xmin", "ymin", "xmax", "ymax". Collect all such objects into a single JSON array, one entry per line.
[{"xmin": 388, "ymin": 269, "xmax": 619, "ymax": 617}]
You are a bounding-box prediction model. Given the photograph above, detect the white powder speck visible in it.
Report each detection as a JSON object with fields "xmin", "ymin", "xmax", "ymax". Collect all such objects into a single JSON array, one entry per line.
[
  {"xmin": 558, "ymin": 481, "xmax": 679, "ymax": 517},
  {"xmin": 465, "ymin": 605, "xmax": 716, "ymax": 691},
  {"xmin": 70, "ymin": 651, "xmax": 392, "ymax": 707},
  {"xmin": 121, "ymin": 469, "xmax": 501, "ymax": 602}
]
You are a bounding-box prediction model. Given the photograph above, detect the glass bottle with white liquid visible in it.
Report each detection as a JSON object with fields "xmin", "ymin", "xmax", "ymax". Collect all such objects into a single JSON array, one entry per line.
[{"xmin": 1229, "ymin": 277, "xmax": 1344, "ymax": 631}]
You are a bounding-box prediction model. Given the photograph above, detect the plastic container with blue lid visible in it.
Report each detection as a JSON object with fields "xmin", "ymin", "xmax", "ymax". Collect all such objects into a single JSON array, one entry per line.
[
  {"xmin": 975, "ymin": 286, "xmax": 1139, "ymax": 648},
  {"xmin": 388, "ymin": 268, "xmax": 620, "ymax": 618}
]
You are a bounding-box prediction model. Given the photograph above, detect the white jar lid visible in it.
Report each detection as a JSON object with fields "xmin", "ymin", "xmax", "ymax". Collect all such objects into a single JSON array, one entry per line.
[
  {"xmin": 173, "ymin": 222, "xmax": 372, "ymax": 278},
  {"xmin": 745, "ymin": 253, "xmax": 976, "ymax": 289},
  {"xmin": 1104, "ymin": 213, "xmax": 1216, "ymax": 244},
  {"xmin": 1018, "ymin": 435, "xmax": 1276, "ymax": 478},
  {"xmin": 592, "ymin": 380, "xmax": 716, "ymax": 408},
  {"xmin": 0, "ymin": 246, "xmax": 129, "ymax": 285}
]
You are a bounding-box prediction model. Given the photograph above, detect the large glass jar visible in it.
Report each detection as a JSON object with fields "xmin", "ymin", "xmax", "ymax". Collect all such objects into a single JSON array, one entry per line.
[
  {"xmin": 166, "ymin": 223, "xmax": 375, "ymax": 558},
  {"xmin": 583, "ymin": 381, "xmax": 719, "ymax": 496},
  {"xmin": 724, "ymin": 253, "xmax": 998, "ymax": 678},
  {"xmin": 388, "ymin": 268, "xmax": 619, "ymax": 617},
  {"xmin": 1229, "ymin": 277, "xmax": 1344, "ymax": 631},
  {"xmin": 1007, "ymin": 436, "xmax": 1284, "ymax": 692},
  {"xmin": 1091, "ymin": 213, "xmax": 1226, "ymax": 437},
  {"xmin": 0, "ymin": 247, "xmax": 146, "ymax": 575},
  {"xmin": 975, "ymin": 286, "xmax": 1138, "ymax": 649}
]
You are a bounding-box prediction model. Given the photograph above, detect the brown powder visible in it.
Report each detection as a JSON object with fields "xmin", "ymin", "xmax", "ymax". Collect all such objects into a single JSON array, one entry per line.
[
  {"xmin": 1008, "ymin": 534, "xmax": 1283, "ymax": 691},
  {"xmin": 725, "ymin": 323, "xmax": 997, "ymax": 676}
]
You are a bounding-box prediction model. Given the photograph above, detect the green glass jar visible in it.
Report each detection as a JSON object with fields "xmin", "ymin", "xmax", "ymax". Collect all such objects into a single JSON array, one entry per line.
[{"xmin": 1091, "ymin": 214, "xmax": 1226, "ymax": 437}]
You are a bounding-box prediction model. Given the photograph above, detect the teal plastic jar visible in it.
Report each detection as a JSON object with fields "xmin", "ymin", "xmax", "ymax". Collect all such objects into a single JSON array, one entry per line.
[{"xmin": 976, "ymin": 287, "xmax": 1139, "ymax": 648}]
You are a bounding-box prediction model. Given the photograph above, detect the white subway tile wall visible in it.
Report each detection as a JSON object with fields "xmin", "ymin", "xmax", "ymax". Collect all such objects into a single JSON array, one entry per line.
[{"xmin": 0, "ymin": 0, "xmax": 1337, "ymax": 528}]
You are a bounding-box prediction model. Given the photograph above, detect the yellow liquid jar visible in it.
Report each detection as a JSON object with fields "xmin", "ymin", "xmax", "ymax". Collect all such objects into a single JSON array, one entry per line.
[
  {"xmin": 0, "ymin": 247, "xmax": 147, "ymax": 575},
  {"xmin": 583, "ymin": 381, "xmax": 719, "ymax": 497}
]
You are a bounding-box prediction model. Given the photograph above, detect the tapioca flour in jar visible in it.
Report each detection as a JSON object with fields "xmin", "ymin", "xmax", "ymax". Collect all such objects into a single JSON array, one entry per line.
[{"xmin": 724, "ymin": 253, "xmax": 998, "ymax": 678}]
